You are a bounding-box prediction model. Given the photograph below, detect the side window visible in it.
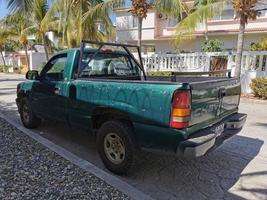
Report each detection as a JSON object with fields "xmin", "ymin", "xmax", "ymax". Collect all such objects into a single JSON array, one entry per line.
[
  {"xmin": 41, "ymin": 54, "xmax": 67, "ymax": 81},
  {"xmin": 79, "ymin": 53, "xmax": 141, "ymax": 79}
]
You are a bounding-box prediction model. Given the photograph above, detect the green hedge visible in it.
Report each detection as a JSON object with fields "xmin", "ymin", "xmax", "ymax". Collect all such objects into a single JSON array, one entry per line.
[
  {"xmin": 147, "ymin": 71, "xmax": 172, "ymax": 76},
  {"xmin": 250, "ymin": 78, "xmax": 267, "ymax": 99},
  {"xmin": 0, "ymin": 65, "xmax": 21, "ymax": 73},
  {"xmin": 0, "ymin": 65, "xmax": 10, "ymax": 73}
]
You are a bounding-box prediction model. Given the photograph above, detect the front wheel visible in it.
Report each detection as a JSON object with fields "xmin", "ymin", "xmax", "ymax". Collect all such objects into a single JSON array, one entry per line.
[
  {"xmin": 97, "ymin": 120, "xmax": 137, "ymax": 175},
  {"xmin": 19, "ymin": 98, "xmax": 41, "ymax": 129}
]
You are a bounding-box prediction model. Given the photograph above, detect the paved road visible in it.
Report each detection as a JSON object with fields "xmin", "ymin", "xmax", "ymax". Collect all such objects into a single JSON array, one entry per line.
[{"xmin": 0, "ymin": 73, "xmax": 267, "ymax": 200}]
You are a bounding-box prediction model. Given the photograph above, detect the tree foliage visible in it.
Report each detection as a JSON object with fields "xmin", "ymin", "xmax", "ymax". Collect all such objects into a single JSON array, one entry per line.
[
  {"xmin": 233, "ymin": 0, "xmax": 258, "ymax": 23},
  {"xmin": 175, "ymin": 0, "xmax": 225, "ymax": 45},
  {"xmin": 202, "ymin": 39, "xmax": 224, "ymax": 52},
  {"xmin": 129, "ymin": 0, "xmax": 151, "ymax": 18},
  {"xmin": 43, "ymin": 0, "xmax": 124, "ymax": 48},
  {"xmin": 250, "ymin": 38, "xmax": 267, "ymax": 51}
]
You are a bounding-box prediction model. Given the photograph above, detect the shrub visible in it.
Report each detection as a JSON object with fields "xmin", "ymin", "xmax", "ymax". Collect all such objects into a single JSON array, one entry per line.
[
  {"xmin": 202, "ymin": 39, "xmax": 224, "ymax": 52},
  {"xmin": 0, "ymin": 65, "xmax": 10, "ymax": 73},
  {"xmin": 147, "ymin": 71, "xmax": 172, "ymax": 76},
  {"xmin": 13, "ymin": 66, "xmax": 22, "ymax": 74},
  {"xmin": 250, "ymin": 78, "xmax": 267, "ymax": 99},
  {"xmin": 250, "ymin": 38, "xmax": 267, "ymax": 51}
]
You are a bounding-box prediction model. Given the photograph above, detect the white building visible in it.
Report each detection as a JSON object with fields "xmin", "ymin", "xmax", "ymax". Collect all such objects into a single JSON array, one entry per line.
[
  {"xmin": 115, "ymin": 1, "xmax": 267, "ymax": 53},
  {"xmin": 1, "ymin": 46, "xmax": 47, "ymax": 73}
]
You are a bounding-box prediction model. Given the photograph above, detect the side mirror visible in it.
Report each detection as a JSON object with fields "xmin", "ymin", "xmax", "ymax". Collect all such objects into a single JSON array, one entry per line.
[{"xmin": 26, "ymin": 70, "xmax": 39, "ymax": 80}]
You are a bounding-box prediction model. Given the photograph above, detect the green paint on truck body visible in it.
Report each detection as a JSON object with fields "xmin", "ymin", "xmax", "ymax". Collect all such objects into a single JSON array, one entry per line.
[{"xmin": 17, "ymin": 48, "xmax": 241, "ymax": 153}]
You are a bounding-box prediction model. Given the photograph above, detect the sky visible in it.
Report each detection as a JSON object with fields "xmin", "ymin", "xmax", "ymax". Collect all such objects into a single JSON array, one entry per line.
[{"xmin": 0, "ymin": 1, "xmax": 8, "ymax": 18}]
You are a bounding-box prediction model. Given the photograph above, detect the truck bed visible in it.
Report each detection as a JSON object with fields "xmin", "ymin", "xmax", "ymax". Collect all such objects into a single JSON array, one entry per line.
[{"xmin": 78, "ymin": 76, "xmax": 233, "ymax": 84}]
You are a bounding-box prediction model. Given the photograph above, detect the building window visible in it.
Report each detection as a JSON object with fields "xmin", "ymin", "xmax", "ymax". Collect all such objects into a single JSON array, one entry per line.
[
  {"xmin": 167, "ymin": 13, "xmax": 186, "ymax": 27},
  {"xmin": 167, "ymin": 18, "xmax": 178, "ymax": 27},
  {"xmin": 258, "ymin": 10, "xmax": 267, "ymax": 18},
  {"xmin": 131, "ymin": 16, "xmax": 138, "ymax": 28},
  {"xmin": 221, "ymin": 9, "xmax": 235, "ymax": 20},
  {"xmin": 212, "ymin": 9, "xmax": 234, "ymax": 21}
]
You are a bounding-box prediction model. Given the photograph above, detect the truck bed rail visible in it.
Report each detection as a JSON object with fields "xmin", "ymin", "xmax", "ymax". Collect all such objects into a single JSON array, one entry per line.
[{"xmin": 171, "ymin": 70, "xmax": 232, "ymax": 82}]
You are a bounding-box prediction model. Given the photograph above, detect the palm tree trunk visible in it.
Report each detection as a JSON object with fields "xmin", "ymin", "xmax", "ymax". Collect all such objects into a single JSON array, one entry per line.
[
  {"xmin": 137, "ymin": 17, "xmax": 143, "ymax": 48},
  {"xmin": 0, "ymin": 51, "xmax": 6, "ymax": 66},
  {"xmin": 24, "ymin": 45, "xmax": 30, "ymax": 71},
  {"xmin": 235, "ymin": 16, "xmax": 246, "ymax": 78},
  {"xmin": 204, "ymin": 18, "xmax": 209, "ymax": 41},
  {"xmin": 42, "ymin": 33, "xmax": 49, "ymax": 61}
]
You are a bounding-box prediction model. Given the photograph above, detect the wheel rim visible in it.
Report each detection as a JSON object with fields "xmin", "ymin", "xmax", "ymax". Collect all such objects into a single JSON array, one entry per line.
[
  {"xmin": 22, "ymin": 104, "xmax": 30, "ymax": 123},
  {"xmin": 104, "ymin": 132, "xmax": 125, "ymax": 165}
]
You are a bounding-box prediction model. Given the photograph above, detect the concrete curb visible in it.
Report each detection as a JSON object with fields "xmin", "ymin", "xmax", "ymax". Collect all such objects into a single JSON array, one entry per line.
[{"xmin": 0, "ymin": 113, "xmax": 153, "ymax": 200}]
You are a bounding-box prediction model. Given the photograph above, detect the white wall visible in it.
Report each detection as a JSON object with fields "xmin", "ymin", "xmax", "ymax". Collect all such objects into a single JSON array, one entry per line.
[
  {"xmin": 116, "ymin": 10, "xmax": 155, "ymax": 41},
  {"xmin": 154, "ymin": 33, "xmax": 267, "ymax": 53},
  {"xmin": 0, "ymin": 52, "xmax": 18, "ymax": 66},
  {"xmin": 154, "ymin": 40, "xmax": 177, "ymax": 53},
  {"xmin": 30, "ymin": 52, "xmax": 47, "ymax": 71},
  {"xmin": 0, "ymin": 52, "xmax": 5, "ymax": 65}
]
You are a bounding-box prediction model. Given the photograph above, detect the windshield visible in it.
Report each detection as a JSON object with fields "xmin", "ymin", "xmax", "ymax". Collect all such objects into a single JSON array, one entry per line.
[{"xmin": 79, "ymin": 52, "xmax": 141, "ymax": 79}]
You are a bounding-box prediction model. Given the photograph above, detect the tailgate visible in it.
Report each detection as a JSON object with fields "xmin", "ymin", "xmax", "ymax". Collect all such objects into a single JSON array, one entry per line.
[{"xmin": 189, "ymin": 78, "xmax": 240, "ymax": 131}]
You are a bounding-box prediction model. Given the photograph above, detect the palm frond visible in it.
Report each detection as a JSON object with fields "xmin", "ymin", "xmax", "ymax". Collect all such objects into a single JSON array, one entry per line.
[
  {"xmin": 174, "ymin": 0, "xmax": 226, "ymax": 46},
  {"xmin": 82, "ymin": 0, "xmax": 124, "ymax": 41},
  {"xmin": 154, "ymin": 0, "xmax": 189, "ymax": 18},
  {"xmin": 7, "ymin": 0, "xmax": 33, "ymax": 13}
]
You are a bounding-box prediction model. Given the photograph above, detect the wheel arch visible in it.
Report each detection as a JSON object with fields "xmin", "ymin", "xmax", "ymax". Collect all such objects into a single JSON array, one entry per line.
[
  {"xmin": 92, "ymin": 107, "xmax": 134, "ymax": 130},
  {"xmin": 17, "ymin": 89, "xmax": 30, "ymax": 99},
  {"xmin": 17, "ymin": 90, "xmax": 31, "ymax": 113}
]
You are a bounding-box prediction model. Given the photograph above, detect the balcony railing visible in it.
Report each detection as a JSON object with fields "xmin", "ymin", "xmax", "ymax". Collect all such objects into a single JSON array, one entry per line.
[{"xmin": 142, "ymin": 51, "xmax": 267, "ymax": 73}]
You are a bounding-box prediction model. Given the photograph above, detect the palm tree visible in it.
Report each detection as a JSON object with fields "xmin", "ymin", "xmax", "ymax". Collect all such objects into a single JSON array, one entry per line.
[
  {"xmin": 175, "ymin": 0, "xmax": 225, "ymax": 45},
  {"xmin": 46, "ymin": 0, "xmax": 187, "ymax": 49},
  {"xmin": 6, "ymin": 0, "xmax": 34, "ymax": 13},
  {"xmin": 7, "ymin": 0, "xmax": 53, "ymax": 61},
  {"xmin": 129, "ymin": 0, "xmax": 189, "ymax": 48},
  {"xmin": 30, "ymin": 0, "xmax": 50, "ymax": 61},
  {"xmin": 193, "ymin": 0, "xmax": 217, "ymax": 41},
  {"xmin": 5, "ymin": 14, "xmax": 32, "ymax": 70},
  {"xmin": 129, "ymin": 0, "xmax": 151, "ymax": 48},
  {"xmin": 44, "ymin": 0, "xmax": 124, "ymax": 48},
  {"xmin": 174, "ymin": 0, "xmax": 261, "ymax": 78},
  {"xmin": 233, "ymin": 0, "xmax": 258, "ymax": 78},
  {"xmin": 0, "ymin": 31, "xmax": 10, "ymax": 66}
]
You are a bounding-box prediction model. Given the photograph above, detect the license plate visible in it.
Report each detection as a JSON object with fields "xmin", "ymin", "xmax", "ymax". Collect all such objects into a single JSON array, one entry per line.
[{"xmin": 213, "ymin": 123, "xmax": 224, "ymax": 137}]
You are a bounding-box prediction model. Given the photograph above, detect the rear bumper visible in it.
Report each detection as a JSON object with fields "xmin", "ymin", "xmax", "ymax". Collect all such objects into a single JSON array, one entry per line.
[{"xmin": 177, "ymin": 113, "xmax": 247, "ymax": 158}]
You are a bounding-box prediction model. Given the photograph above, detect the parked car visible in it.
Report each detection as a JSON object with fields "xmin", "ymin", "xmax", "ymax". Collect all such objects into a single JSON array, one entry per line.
[{"xmin": 16, "ymin": 41, "xmax": 247, "ymax": 175}]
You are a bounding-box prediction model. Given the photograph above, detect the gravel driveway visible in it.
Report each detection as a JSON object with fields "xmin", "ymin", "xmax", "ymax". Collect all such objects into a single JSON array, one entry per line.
[{"xmin": 0, "ymin": 117, "xmax": 130, "ymax": 200}]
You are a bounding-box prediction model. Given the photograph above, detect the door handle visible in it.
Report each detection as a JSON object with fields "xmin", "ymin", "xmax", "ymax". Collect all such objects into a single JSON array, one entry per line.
[{"xmin": 54, "ymin": 87, "xmax": 61, "ymax": 95}]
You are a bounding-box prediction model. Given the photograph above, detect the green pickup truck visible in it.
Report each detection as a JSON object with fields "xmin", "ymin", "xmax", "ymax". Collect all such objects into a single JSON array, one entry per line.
[{"xmin": 16, "ymin": 41, "xmax": 247, "ymax": 175}]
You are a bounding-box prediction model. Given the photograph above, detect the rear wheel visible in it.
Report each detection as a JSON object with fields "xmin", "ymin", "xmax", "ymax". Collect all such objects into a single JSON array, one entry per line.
[
  {"xmin": 19, "ymin": 98, "xmax": 41, "ymax": 129},
  {"xmin": 97, "ymin": 120, "xmax": 137, "ymax": 175}
]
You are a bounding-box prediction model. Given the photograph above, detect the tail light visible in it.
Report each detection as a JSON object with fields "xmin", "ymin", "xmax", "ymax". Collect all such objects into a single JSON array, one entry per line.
[{"xmin": 170, "ymin": 90, "xmax": 191, "ymax": 129}]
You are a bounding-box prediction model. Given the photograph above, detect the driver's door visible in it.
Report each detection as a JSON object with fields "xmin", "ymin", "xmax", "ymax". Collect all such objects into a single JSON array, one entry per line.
[{"xmin": 31, "ymin": 53, "xmax": 68, "ymax": 121}]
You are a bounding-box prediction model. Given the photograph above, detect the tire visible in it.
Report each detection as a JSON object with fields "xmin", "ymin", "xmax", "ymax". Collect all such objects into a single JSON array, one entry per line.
[
  {"xmin": 19, "ymin": 98, "xmax": 41, "ymax": 129},
  {"xmin": 97, "ymin": 120, "xmax": 137, "ymax": 175}
]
